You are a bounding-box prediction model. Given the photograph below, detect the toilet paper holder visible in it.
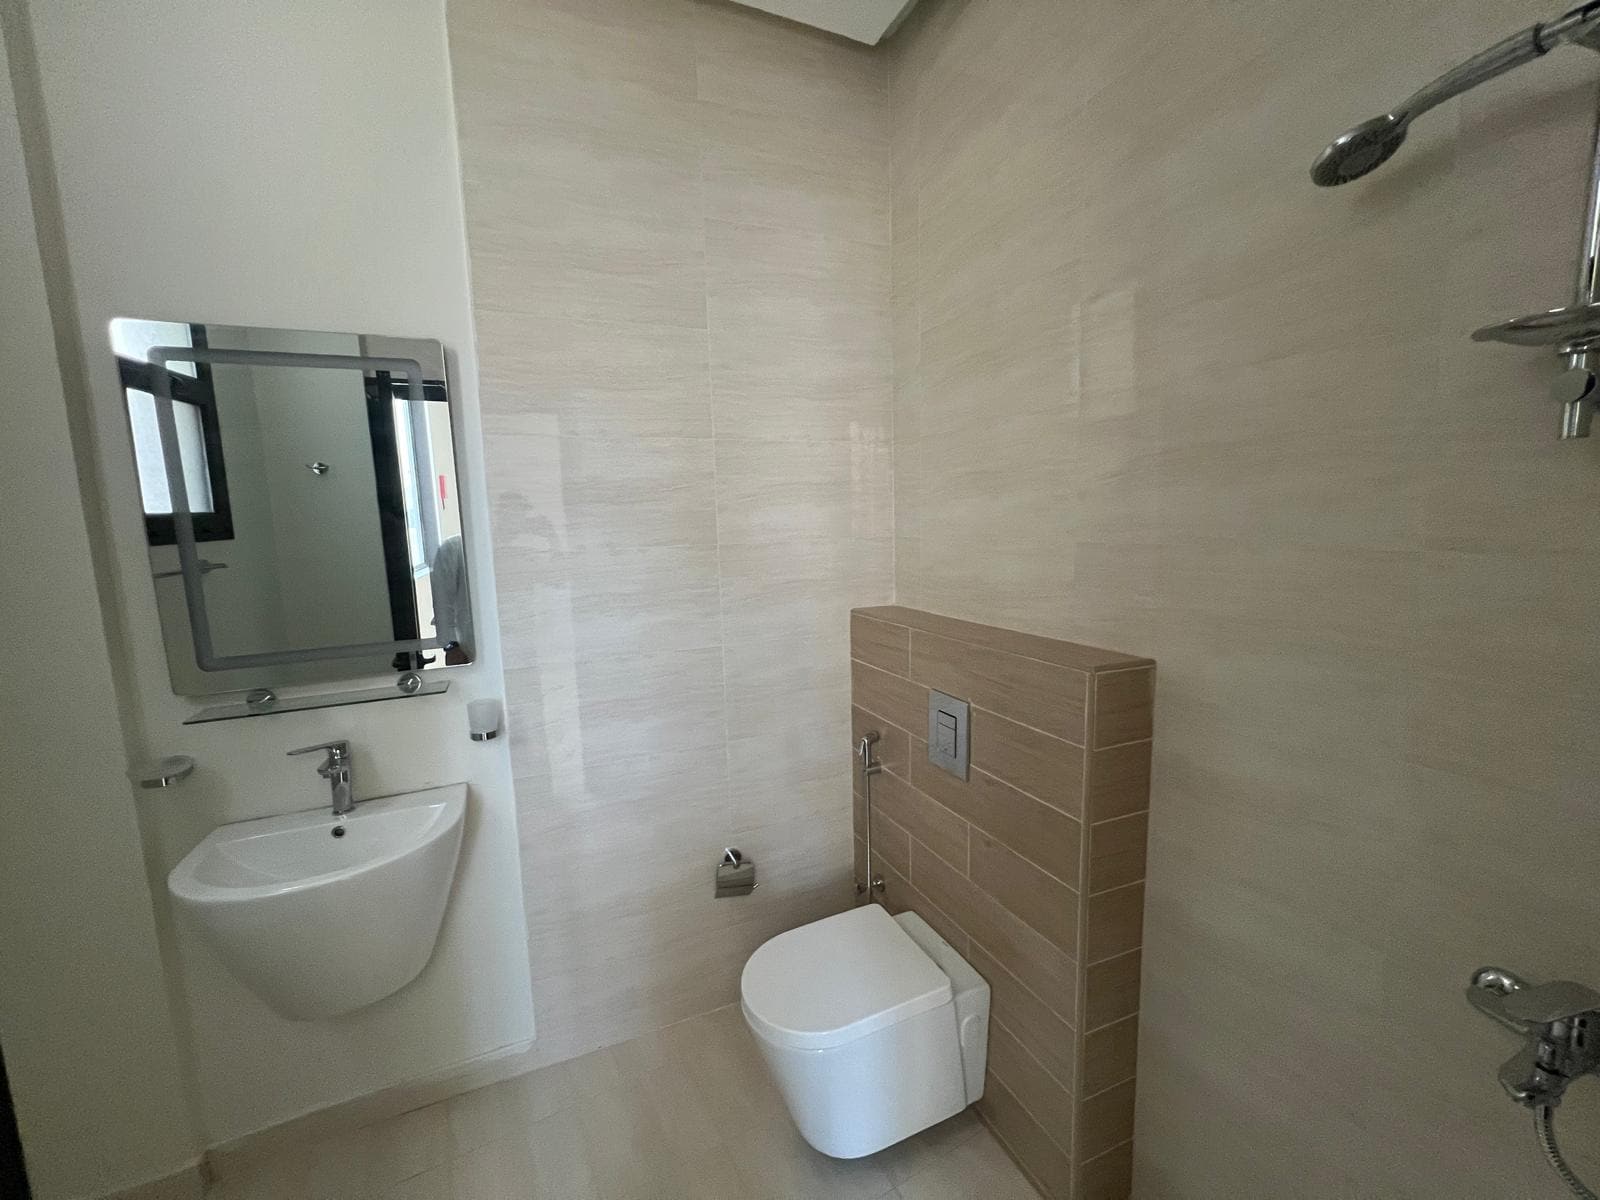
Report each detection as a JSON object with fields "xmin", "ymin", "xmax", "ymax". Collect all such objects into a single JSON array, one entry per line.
[{"xmin": 715, "ymin": 847, "xmax": 758, "ymax": 898}]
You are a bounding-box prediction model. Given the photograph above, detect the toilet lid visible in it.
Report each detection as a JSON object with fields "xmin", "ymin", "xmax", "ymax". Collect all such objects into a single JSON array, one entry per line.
[{"xmin": 741, "ymin": 904, "xmax": 952, "ymax": 1050}]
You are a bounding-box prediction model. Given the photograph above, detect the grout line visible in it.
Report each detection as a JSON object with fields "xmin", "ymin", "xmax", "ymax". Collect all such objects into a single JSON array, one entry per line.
[
  {"xmin": 1093, "ymin": 664, "xmax": 1156, "ymax": 679},
  {"xmin": 1082, "ymin": 1010, "xmax": 1140, "ymax": 1038},
  {"xmin": 1088, "ymin": 873, "xmax": 1146, "ymax": 898},
  {"xmin": 850, "ymin": 671, "xmax": 1095, "ymax": 821},
  {"xmin": 852, "ymin": 655, "xmax": 1090, "ymax": 750},
  {"xmin": 1095, "ymin": 732, "xmax": 1155, "ymax": 752},
  {"xmin": 965, "ymin": 926, "xmax": 1077, "ymax": 1034},
  {"xmin": 1072, "ymin": 668, "xmax": 1099, "ymax": 1184},
  {"xmin": 1082, "ymin": 1135, "xmax": 1135, "ymax": 1167},
  {"xmin": 857, "ymin": 609, "xmax": 1152, "ymax": 675},
  {"xmin": 1078, "ymin": 1073, "xmax": 1137, "ymax": 1104},
  {"xmin": 980, "ymin": 1073, "xmax": 1069, "ymax": 1188},
  {"xmin": 1090, "ymin": 809, "xmax": 1148, "ymax": 829},
  {"xmin": 990, "ymin": 1009, "xmax": 1075, "ymax": 1099}
]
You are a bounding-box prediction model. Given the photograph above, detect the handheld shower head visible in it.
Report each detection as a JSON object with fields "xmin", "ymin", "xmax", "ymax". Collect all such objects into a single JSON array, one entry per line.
[
  {"xmin": 1310, "ymin": 114, "xmax": 1408, "ymax": 186},
  {"xmin": 1310, "ymin": 3, "xmax": 1600, "ymax": 188}
]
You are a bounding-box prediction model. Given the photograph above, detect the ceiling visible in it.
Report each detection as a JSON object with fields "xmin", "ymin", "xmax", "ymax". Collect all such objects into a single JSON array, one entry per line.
[{"xmin": 728, "ymin": 0, "xmax": 922, "ymax": 45}]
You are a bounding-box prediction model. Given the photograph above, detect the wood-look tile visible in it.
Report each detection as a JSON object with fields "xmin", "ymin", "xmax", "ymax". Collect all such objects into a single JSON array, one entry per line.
[
  {"xmin": 911, "ymin": 843, "xmax": 1076, "ymax": 1019},
  {"xmin": 969, "ymin": 832, "xmax": 1078, "ymax": 955},
  {"xmin": 910, "ymin": 632, "xmax": 1088, "ymax": 742},
  {"xmin": 851, "ymin": 660, "xmax": 926, "ymax": 735},
  {"xmin": 986, "ymin": 1020, "xmax": 1073, "ymax": 1157},
  {"xmin": 1081, "ymin": 1015, "xmax": 1139, "ymax": 1098},
  {"xmin": 1085, "ymin": 740, "xmax": 1150, "ymax": 823},
  {"xmin": 1092, "ymin": 668, "xmax": 1153, "ymax": 748},
  {"xmin": 1076, "ymin": 1079, "xmax": 1136, "ymax": 1159},
  {"xmin": 1078, "ymin": 1138, "xmax": 1135, "ymax": 1200},
  {"xmin": 870, "ymin": 769, "xmax": 969, "ymax": 872},
  {"xmin": 1084, "ymin": 949, "xmax": 1142, "ymax": 1032},
  {"xmin": 970, "ymin": 708, "xmax": 1085, "ymax": 815},
  {"xmin": 910, "ymin": 741, "xmax": 1082, "ymax": 884},
  {"xmin": 967, "ymin": 943, "xmax": 1076, "ymax": 1086},
  {"xmin": 851, "ymin": 612, "xmax": 911, "ymax": 675},
  {"xmin": 854, "ymin": 605, "xmax": 1152, "ymax": 673},
  {"xmin": 1085, "ymin": 884, "xmax": 1144, "ymax": 964},
  {"xmin": 1088, "ymin": 813, "xmax": 1148, "ymax": 894},
  {"xmin": 852, "ymin": 798, "xmax": 911, "ymax": 879},
  {"xmin": 977, "ymin": 1073, "xmax": 1074, "ymax": 1200},
  {"xmin": 870, "ymin": 855, "xmax": 967, "ymax": 954},
  {"xmin": 852, "ymin": 705, "xmax": 910, "ymax": 785}
]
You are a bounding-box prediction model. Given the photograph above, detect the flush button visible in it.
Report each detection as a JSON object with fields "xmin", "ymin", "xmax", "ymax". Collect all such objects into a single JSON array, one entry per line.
[{"xmin": 927, "ymin": 690, "xmax": 970, "ymax": 780}]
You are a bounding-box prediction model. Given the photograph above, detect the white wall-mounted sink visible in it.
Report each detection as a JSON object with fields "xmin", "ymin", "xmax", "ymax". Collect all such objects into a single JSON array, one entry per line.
[{"xmin": 168, "ymin": 783, "xmax": 467, "ymax": 1020}]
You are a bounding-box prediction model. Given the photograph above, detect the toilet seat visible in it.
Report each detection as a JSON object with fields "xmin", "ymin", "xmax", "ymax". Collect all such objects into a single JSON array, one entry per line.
[{"xmin": 741, "ymin": 903, "xmax": 951, "ymax": 1051}]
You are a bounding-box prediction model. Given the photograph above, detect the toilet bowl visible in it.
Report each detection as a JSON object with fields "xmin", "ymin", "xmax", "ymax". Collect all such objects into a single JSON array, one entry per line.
[{"xmin": 741, "ymin": 903, "xmax": 990, "ymax": 1159}]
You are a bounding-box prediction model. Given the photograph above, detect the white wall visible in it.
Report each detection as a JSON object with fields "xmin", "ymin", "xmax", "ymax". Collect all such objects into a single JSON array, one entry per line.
[
  {"xmin": 24, "ymin": 0, "xmax": 535, "ymax": 1149},
  {"xmin": 0, "ymin": 16, "xmax": 200, "ymax": 1198}
]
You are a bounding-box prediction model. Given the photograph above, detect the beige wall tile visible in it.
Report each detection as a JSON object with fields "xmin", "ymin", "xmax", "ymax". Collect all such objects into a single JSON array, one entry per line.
[
  {"xmin": 715, "ymin": 436, "xmax": 894, "ymax": 545},
  {"xmin": 483, "ymin": 425, "xmax": 717, "ymax": 554},
  {"xmin": 722, "ymin": 537, "xmax": 892, "ymax": 647},
  {"xmin": 453, "ymin": 0, "xmax": 891, "ymax": 1073}
]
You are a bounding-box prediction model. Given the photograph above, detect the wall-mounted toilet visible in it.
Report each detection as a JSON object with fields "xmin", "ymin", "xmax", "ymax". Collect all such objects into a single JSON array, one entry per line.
[{"xmin": 741, "ymin": 902, "xmax": 990, "ymax": 1158}]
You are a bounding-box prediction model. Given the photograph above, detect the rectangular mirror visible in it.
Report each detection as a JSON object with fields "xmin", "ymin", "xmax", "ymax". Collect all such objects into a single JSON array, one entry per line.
[{"xmin": 112, "ymin": 318, "xmax": 474, "ymax": 696}]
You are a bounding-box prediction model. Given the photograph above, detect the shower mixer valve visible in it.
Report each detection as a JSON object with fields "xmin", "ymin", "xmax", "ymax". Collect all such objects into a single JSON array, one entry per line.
[{"xmin": 1468, "ymin": 967, "xmax": 1600, "ymax": 1108}]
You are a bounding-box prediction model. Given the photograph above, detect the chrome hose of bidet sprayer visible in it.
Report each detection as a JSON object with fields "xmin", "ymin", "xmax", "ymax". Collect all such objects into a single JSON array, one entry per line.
[
  {"xmin": 856, "ymin": 731, "xmax": 884, "ymax": 898},
  {"xmin": 1537, "ymin": 1104, "xmax": 1599, "ymax": 1200},
  {"xmin": 1311, "ymin": 1, "xmax": 1600, "ymax": 186}
]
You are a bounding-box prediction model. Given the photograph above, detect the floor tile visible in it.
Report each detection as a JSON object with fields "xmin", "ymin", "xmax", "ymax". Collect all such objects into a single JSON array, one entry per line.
[{"xmin": 206, "ymin": 1004, "xmax": 1036, "ymax": 1200}]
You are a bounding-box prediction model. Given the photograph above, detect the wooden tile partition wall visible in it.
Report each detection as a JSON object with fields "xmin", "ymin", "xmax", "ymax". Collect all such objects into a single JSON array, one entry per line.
[{"xmin": 849, "ymin": 606, "xmax": 1153, "ymax": 1200}]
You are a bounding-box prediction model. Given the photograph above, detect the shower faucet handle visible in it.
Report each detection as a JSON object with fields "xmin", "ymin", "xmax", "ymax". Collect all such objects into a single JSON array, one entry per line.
[{"xmin": 1501, "ymin": 980, "xmax": 1600, "ymax": 1026}]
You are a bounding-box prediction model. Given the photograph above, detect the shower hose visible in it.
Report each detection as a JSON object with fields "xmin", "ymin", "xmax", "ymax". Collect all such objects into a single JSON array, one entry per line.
[{"xmin": 1537, "ymin": 1104, "xmax": 1597, "ymax": 1200}]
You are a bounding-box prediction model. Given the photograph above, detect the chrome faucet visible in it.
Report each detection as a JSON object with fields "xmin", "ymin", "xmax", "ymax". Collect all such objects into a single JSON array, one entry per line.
[
  {"xmin": 1468, "ymin": 967, "xmax": 1600, "ymax": 1199},
  {"xmin": 1469, "ymin": 967, "xmax": 1600, "ymax": 1107},
  {"xmin": 288, "ymin": 740, "xmax": 355, "ymax": 815}
]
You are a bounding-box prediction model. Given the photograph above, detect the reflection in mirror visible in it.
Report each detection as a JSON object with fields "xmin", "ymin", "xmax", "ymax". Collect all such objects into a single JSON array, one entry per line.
[{"xmin": 112, "ymin": 319, "xmax": 474, "ymax": 696}]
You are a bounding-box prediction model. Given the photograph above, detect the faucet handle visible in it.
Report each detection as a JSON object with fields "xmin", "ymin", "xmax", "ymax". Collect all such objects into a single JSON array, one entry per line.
[
  {"xmin": 288, "ymin": 740, "xmax": 350, "ymax": 763},
  {"xmin": 1502, "ymin": 981, "xmax": 1600, "ymax": 1025}
]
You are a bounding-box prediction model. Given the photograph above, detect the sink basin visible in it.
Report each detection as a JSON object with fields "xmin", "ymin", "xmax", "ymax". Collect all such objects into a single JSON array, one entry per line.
[{"xmin": 168, "ymin": 784, "xmax": 466, "ymax": 1020}]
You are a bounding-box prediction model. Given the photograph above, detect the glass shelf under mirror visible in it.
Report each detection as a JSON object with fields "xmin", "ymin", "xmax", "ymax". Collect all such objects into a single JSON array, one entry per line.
[{"xmin": 183, "ymin": 678, "xmax": 449, "ymax": 725}]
